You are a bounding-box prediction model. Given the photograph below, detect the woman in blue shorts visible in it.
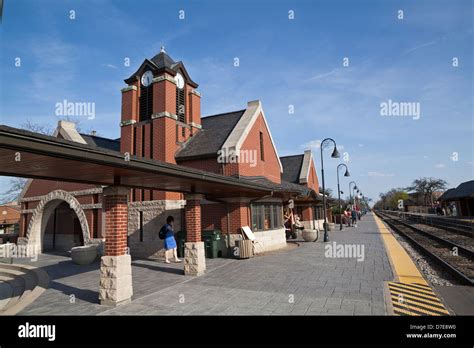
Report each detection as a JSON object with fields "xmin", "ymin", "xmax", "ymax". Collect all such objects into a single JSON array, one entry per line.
[{"xmin": 163, "ymin": 216, "xmax": 182, "ymax": 264}]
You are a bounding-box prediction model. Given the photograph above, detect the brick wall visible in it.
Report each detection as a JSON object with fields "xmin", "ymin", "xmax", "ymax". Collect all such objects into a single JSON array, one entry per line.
[
  {"xmin": 306, "ymin": 160, "xmax": 320, "ymax": 192},
  {"xmin": 201, "ymin": 203, "xmax": 227, "ymax": 231},
  {"xmin": 104, "ymin": 190, "xmax": 128, "ymax": 256},
  {"xmin": 185, "ymin": 199, "xmax": 201, "ymax": 242},
  {"xmin": 235, "ymin": 113, "xmax": 281, "ymax": 184}
]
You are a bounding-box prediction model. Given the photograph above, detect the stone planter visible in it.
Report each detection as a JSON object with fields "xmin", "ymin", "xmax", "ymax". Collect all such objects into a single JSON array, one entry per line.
[
  {"xmin": 302, "ymin": 230, "xmax": 318, "ymax": 242},
  {"xmin": 71, "ymin": 245, "xmax": 98, "ymax": 265}
]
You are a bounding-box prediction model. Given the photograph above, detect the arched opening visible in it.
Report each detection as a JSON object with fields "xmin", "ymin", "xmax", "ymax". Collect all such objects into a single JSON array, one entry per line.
[
  {"xmin": 43, "ymin": 201, "xmax": 84, "ymax": 252},
  {"xmin": 26, "ymin": 190, "xmax": 91, "ymax": 255}
]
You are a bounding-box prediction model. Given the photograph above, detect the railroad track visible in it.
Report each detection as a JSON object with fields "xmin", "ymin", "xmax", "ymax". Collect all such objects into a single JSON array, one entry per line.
[
  {"xmin": 382, "ymin": 210, "xmax": 474, "ymax": 237},
  {"xmin": 375, "ymin": 211, "xmax": 474, "ymax": 286}
]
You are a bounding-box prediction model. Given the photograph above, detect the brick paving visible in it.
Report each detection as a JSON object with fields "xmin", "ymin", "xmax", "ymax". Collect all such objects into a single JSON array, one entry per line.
[{"xmin": 17, "ymin": 213, "xmax": 392, "ymax": 315}]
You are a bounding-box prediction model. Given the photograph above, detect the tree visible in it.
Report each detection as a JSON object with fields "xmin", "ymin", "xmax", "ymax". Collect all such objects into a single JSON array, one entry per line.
[
  {"xmin": 20, "ymin": 116, "xmax": 97, "ymax": 136},
  {"xmin": 407, "ymin": 177, "xmax": 448, "ymax": 206},
  {"xmin": 0, "ymin": 178, "xmax": 27, "ymax": 204},
  {"xmin": 374, "ymin": 188, "xmax": 408, "ymax": 210}
]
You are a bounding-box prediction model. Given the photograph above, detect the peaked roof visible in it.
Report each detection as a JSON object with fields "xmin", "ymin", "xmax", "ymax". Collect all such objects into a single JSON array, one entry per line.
[
  {"xmin": 439, "ymin": 180, "xmax": 474, "ymax": 200},
  {"xmin": 150, "ymin": 51, "xmax": 176, "ymax": 70},
  {"xmin": 175, "ymin": 110, "xmax": 246, "ymax": 160},
  {"xmin": 81, "ymin": 134, "xmax": 120, "ymax": 152},
  {"xmin": 124, "ymin": 51, "xmax": 198, "ymax": 87},
  {"xmin": 280, "ymin": 155, "xmax": 304, "ymax": 184}
]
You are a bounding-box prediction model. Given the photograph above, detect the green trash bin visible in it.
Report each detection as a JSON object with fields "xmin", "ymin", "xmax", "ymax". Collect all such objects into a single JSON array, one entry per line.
[
  {"xmin": 176, "ymin": 230, "xmax": 186, "ymax": 258},
  {"xmin": 202, "ymin": 229, "xmax": 224, "ymax": 259}
]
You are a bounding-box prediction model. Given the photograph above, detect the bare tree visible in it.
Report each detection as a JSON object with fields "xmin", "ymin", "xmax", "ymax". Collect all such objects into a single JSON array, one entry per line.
[
  {"xmin": 0, "ymin": 178, "xmax": 27, "ymax": 204},
  {"xmin": 20, "ymin": 116, "xmax": 95, "ymax": 135},
  {"xmin": 407, "ymin": 177, "xmax": 448, "ymax": 205}
]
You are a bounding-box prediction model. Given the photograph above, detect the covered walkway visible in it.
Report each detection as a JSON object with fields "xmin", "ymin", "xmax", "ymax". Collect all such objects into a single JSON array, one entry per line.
[
  {"xmin": 0, "ymin": 125, "xmax": 304, "ymax": 306},
  {"xmin": 17, "ymin": 214, "xmax": 391, "ymax": 315}
]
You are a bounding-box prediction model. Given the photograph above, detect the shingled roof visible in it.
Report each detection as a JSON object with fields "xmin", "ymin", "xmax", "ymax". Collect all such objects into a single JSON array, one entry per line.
[
  {"xmin": 81, "ymin": 134, "xmax": 120, "ymax": 152},
  {"xmin": 280, "ymin": 155, "xmax": 304, "ymax": 184},
  {"xmin": 175, "ymin": 110, "xmax": 246, "ymax": 160},
  {"xmin": 439, "ymin": 180, "xmax": 474, "ymax": 200}
]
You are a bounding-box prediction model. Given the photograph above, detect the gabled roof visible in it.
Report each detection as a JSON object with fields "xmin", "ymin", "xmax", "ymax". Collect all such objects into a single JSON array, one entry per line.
[
  {"xmin": 280, "ymin": 150, "xmax": 313, "ymax": 185},
  {"xmin": 221, "ymin": 100, "xmax": 283, "ymax": 173},
  {"xmin": 175, "ymin": 110, "xmax": 246, "ymax": 160},
  {"xmin": 81, "ymin": 134, "xmax": 120, "ymax": 152},
  {"xmin": 280, "ymin": 155, "xmax": 304, "ymax": 183},
  {"xmin": 439, "ymin": 180, "xmax": 474, "ymax": 200},
  {"xmin": 124, "ymin": 51, "xmax": 198, "ymax": 87}
]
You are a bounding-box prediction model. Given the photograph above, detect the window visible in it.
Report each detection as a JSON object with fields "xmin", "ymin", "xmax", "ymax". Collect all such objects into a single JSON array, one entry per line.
[
  {"xmin": 176, "ymin": 87, "xmax": 185, "ymax": 123},
  {"xmin": 259, "ymin": 131, "xmax": 265, "ymax": 161},
  {"xmin": 139, "ymin": 80, "xmax": 153, "ymax": 121},
  {"xmin": 149, "ymin": 124, "xmax": 153, "ymax": 158},
  {"xmin": 139, "ymin": 211, "xmax": 144, "ymax": 242},
  {"xmin": 132, "ymin": 126, "xmax": 137, "ymax": 155},
  {"xmin": 141, "ymin": 126, "xmax": 146, "ymax": 157},
  {"xmin": 251, "ymin": 203, "xmax": 282, "ymax": 231},
  {"xmin": 313, "ymin": 206, "xmax": 323, "ymax": 220}
]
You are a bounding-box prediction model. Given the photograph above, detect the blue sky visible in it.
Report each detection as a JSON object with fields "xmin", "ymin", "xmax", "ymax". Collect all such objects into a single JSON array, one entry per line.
[{"xmin": 0, "ymin": 0, "xmax": 472, "ymax": 202}]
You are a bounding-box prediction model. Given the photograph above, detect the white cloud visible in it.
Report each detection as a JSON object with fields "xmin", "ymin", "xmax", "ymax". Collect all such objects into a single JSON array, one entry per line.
[
  {"xmin": 307, "ymin": 68, "xmax": 338, "ymax": 81},
  {"xmin": 435, "ymin": 163, "xmax": 446, "ymax": 169},
  {"xmin": 301, "ymin": 139, "xmax": 321, "ymax": 149},
  {"xmin": 102, "ymin": 64, "xmax": 118, "ymax": 69},
  {"xmin": 403, "ymin": 40, "xmax": 437, "ymax": 56},
  {"xmin": 368, "ymin": 171, "xmax": 395, "ymax": 177}
]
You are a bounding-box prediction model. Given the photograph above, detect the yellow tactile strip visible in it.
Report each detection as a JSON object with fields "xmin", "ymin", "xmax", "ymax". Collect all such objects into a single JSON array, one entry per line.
[
  {"xmin": 374, "ymin": 214, "xmax": 428, "ymax": 285},
  {"xmin": 388, "ymin": 282, "xmax": 450, "ymax": 316}
]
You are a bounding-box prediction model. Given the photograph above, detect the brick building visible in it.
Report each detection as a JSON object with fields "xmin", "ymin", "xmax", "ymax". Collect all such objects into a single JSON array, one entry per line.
[{"xmin": 18, "ymin": 49, "xmax": 323, "ymax": 257}]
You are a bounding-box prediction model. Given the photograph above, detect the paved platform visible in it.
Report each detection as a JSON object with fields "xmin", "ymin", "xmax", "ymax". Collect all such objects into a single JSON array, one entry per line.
[{"xmin": 14, "ymin": 213, "xmax": 393, "ymax": 315}]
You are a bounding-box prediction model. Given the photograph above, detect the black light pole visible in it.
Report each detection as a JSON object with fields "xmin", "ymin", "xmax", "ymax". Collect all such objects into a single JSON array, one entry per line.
[
  {"xmin": 337, "ymin": 163, "xmax": 350, "ymax": 230},
  {"xmin": 349, "ymin": 181, "xmax": 357, "ymax": 209},
  {"xmin": 320, "ymin": 138, "xmax": 340, "ymax": 243}
]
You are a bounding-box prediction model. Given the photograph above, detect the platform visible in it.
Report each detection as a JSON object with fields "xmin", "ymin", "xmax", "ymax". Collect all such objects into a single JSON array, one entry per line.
[{"xmin": 6, "ymin": 212, "xmax": 467, "ymax": 316}]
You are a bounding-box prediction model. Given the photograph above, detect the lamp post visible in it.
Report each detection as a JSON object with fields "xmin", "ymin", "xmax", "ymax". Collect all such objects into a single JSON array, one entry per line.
[
  {"xmin": 320, "ymin": 138, "xmax": 340, "ymax": 242},
  {"xmin": 349, "ymin": 181, "xmax": 357, "ymax": 209},
  {"xmin": 337, "ymin": 163, "xmax": 350, "ymax": 230}
]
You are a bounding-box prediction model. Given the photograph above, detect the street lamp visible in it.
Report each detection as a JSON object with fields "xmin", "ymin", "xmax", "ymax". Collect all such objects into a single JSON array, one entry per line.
[
  {"xmin": 337, "ymin": 163, "xmax": 350, "ymax": 231},
  {"xmin": 349, "ymin": 181, "xmax": 357, "ymax": 209},
  {"xmin": 320, "ymin": 138, "xmax": 340, "ymax": 242}
]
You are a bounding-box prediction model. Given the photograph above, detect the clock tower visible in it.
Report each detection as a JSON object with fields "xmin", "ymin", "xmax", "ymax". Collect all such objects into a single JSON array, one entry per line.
[{"xmin": 120, "ymin": 47, "xmax": 202, "ymax": 201}]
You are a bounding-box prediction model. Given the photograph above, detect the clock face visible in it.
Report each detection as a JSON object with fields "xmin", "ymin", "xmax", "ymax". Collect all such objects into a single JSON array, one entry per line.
[
  {"xmin": 175, "ymin": 73, "xmax": 185, "ymax": 89},
  {"xmin": 141, "ymin": 70, "xmax": 153, "ymax": 87}
]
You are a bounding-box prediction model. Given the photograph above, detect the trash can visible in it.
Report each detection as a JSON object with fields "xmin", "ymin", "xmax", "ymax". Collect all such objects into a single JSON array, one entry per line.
[
  {"xmin": 202, "ymin": 229, "xmax": 224, "ymax": 259},
  {"xmin": 176, "ymin": 230, "xmax": 186, "ymax": 258},
  {"xmin": 235, "ymin": 239, "xmax": 254, "ymax": 259}
]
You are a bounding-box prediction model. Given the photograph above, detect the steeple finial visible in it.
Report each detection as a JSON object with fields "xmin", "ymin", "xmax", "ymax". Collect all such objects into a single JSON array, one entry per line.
[{"xmin": 160, "ymin": 45, "xmax": 166, "ymax": 53}]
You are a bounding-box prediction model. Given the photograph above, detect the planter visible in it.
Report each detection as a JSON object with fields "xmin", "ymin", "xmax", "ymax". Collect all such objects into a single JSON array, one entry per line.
[
  {"xmin": 71, "ymin": 245, "xmax": 98, "ymax": 265},
  {"xmin": 302, "ymin": 230, "xmax": 318, "ymax": 242}
]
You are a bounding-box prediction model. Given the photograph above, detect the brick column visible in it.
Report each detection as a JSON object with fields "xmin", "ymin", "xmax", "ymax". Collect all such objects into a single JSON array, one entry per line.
[
  {"xmin": 184, "ymin": 194, "xmax": 206, "ymax": 276},
  {"xmin": 99, "ymin": 186, "xmax": 133, "ymax": 306}
]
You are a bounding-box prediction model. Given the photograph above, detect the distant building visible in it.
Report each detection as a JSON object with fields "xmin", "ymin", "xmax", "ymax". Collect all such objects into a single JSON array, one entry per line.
[
  {"xmin": 0, "ymin": 203, "xmax": 20, "ymax": 236},
  {"xmin": 438, "ymin": 180, "xmax": 474, "ymax": 217}
]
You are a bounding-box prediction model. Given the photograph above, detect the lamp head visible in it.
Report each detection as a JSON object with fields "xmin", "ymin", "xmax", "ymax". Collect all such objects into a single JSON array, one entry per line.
[
  {"xmin": 344, "ymin": 169, "xmax": 350, "ymax": 177},
  {"xmin": 331, "ymin": 146, "xmax": 340, "ymax": 158}
]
